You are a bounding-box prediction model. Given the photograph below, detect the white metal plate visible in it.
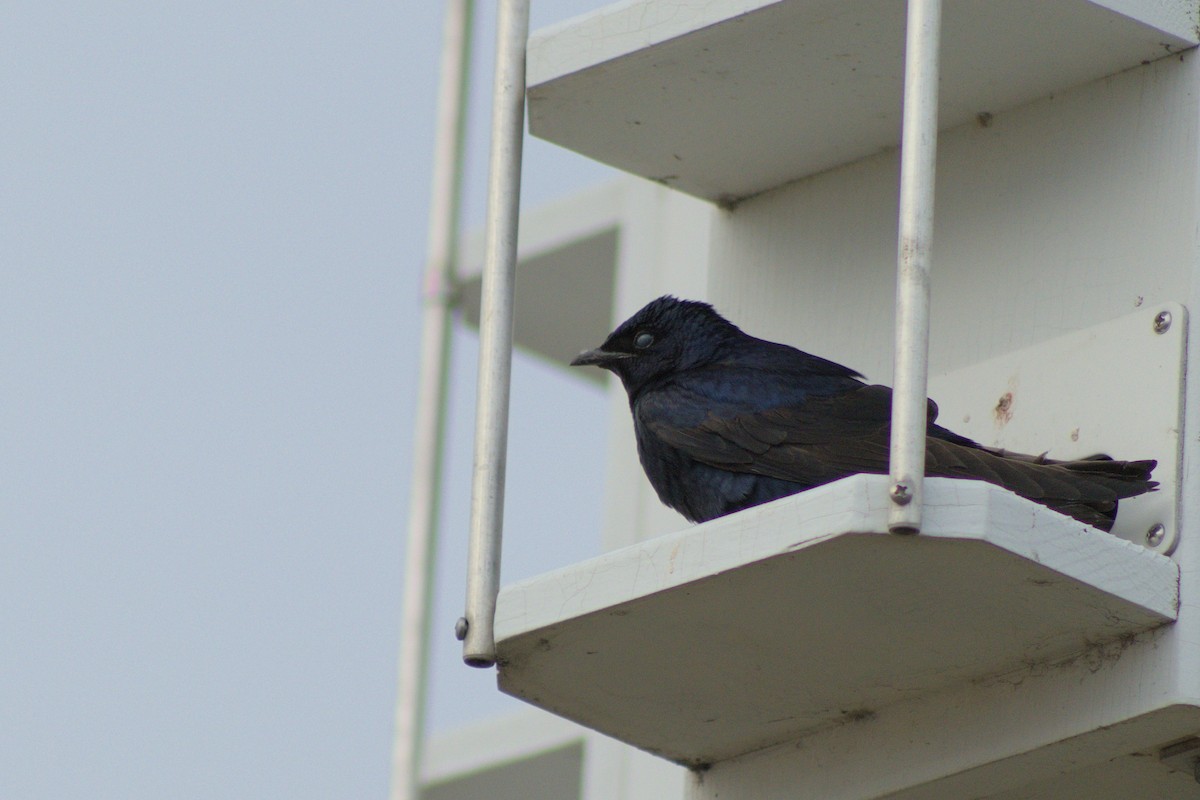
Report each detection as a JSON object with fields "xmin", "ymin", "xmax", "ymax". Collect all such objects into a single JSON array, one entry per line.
[{"xmin": 929, "ymin": 303, "xmax": 1186, "ymax": 553}]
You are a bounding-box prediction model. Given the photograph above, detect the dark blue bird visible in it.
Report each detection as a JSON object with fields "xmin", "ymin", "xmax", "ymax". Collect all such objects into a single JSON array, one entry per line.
[{"xmin": 570, "ymin": 296, "xmax": 1156, "ymax": 530}]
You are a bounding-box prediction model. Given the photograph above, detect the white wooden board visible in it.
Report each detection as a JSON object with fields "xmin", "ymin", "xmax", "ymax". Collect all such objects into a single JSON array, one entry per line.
[
  {"xmin": 494, "ymin": 475, "xmax": 1178, "ymax": 766},
  {"xmin": 527, "ymin": 0, "xmax": 1198, "ymax": 203}
]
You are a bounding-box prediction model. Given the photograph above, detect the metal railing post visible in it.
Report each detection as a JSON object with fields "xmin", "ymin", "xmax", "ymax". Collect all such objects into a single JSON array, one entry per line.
[
  {"xmin": 389, "ymin": 2, "xmax": 474, "ymax": 799},
  {"xmin": 460, "ymin": 0, "xmax": 530, "ymax": 667},
  {"xmin": 889, "ymin": 0, "xmax": 942, "ymax": 534}
]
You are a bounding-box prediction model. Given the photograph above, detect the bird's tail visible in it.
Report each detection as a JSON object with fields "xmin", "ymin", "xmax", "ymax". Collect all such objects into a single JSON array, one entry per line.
[
  {"xmin": 1046, "ymin": 456, "xmax": 1157, "ymax": 531},
  {"xmin": 927, "ymin": 441, "xmax": 1157, "ymax": 532}
]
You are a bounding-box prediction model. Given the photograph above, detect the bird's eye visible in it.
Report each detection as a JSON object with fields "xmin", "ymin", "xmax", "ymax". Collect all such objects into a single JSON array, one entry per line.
[{"xmin": 634, "ymin": 331, "xmax": 654, "ymax": 349}]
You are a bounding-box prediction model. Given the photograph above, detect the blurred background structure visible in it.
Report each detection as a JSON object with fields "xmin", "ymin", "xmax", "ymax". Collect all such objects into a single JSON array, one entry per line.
[{"xmin": 1, "ymin": 4, "xmax": 613, "ymax": 798}]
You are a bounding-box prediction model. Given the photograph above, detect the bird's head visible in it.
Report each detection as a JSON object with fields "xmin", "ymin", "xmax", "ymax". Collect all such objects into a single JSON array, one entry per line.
[{"xmin": 570, "ymin": 296, "xmax": 740, "ymax": 391}]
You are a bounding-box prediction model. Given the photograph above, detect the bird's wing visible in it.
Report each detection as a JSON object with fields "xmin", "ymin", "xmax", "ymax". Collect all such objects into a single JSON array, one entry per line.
[
  {"xmin": 639, "ymin": 383, "xmax": 905, "ymax": 483},
  {"xmin": 640, "ymin": 382, "xmax": 1145, "ymax": 507}
]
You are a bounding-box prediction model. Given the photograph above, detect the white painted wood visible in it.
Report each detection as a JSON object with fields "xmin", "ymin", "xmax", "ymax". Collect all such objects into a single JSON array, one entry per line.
[
  {"xmin": 527, "ymin": 0, "xmax": 1198, "ymax": 203},
  {"xmin": 698, "ymin": 675, "xmax": 1200, "ymax": 800},
  {"xmin": 706, "ymin": 54, "xmax": 1200, "ymax": 384},
  {"xmin": 494, "ymin": 474, "xmax": 1178, "ymax": 765}
]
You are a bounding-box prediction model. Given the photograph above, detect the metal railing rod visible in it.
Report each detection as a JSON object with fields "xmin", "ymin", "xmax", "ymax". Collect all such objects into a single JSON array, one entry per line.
[
  {"xmin": 461, "ymin": 0, "xmax": 530, "ymax": 667},
  {"xmin": 389, "ymin": 2, "xmax": 474, "ymax": 799},
  {"xmin": 888, "ymin": 0, "xmax": 942, "ymax": 534}
]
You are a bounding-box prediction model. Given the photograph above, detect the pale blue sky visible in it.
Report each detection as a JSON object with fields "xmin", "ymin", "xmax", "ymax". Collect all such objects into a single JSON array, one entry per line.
[{"xmin": 1, "ymin": 3, "xmax": 615, "ymax": 797}]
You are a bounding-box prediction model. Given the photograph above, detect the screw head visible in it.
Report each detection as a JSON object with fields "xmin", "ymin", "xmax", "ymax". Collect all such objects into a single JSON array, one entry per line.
[
  {"xmin": 1154, "ymin": 310, "xmax": 1172, "ymax": 334},
  {"xmin": 1146, "ymin": 523, "xmax": 1166, "ymax": 548},
  {"xmin": 890, "ymin": 482, "xmax": 912, "ymax": 505},
  {"xmin": 454, "ymin": 617, "xmax": 469, "ymax": 641}
]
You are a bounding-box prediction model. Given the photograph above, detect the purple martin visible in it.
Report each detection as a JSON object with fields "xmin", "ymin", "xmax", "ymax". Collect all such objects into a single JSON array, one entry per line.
[{"xmin": 571, "ymin": 296, "xmax": 1156, "ymax": 530}]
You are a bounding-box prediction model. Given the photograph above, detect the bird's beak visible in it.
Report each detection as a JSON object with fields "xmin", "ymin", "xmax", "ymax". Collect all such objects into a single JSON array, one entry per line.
[{"xmin": 570, "ymin": 347, "xmax": 630, "ymax": 369}]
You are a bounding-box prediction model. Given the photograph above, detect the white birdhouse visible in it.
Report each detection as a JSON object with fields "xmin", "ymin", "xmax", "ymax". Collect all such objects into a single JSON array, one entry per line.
[{"xmin": 420, "ymin": 2, "xmax": 1200, "ymax": 798}]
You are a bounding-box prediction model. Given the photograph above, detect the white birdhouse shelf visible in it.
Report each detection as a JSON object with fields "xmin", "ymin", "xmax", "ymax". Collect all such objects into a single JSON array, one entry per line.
[
  {"xmin": 495, "ymin": 475, "xmax": 1178, "ymax": 766},
  {"xmin": 527, "ymin": 0, "xmax": 1198, "ymax": 204}
]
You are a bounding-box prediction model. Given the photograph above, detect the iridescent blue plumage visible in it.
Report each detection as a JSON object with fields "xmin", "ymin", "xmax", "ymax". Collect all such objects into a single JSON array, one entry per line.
[{"xmin": 571, "ymin": 296, "xmax": 1155, "ymax": 530}]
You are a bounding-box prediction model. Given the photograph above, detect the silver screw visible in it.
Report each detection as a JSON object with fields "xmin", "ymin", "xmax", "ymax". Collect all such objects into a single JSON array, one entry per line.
[
  {"xmin": 1146, "ymin": 523, "xmax": 1166, "ymax": 548},
  {"xmin": 1154, "ymin": 310, "xmax": 1172, "ymax": 334},
  {"xmin": 454, "ymin": 617, "xmax": 469, "ymax": 641},
  {"xmin": 890, "ymin": 482, "xmax": 912, "ymax": 505}
]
